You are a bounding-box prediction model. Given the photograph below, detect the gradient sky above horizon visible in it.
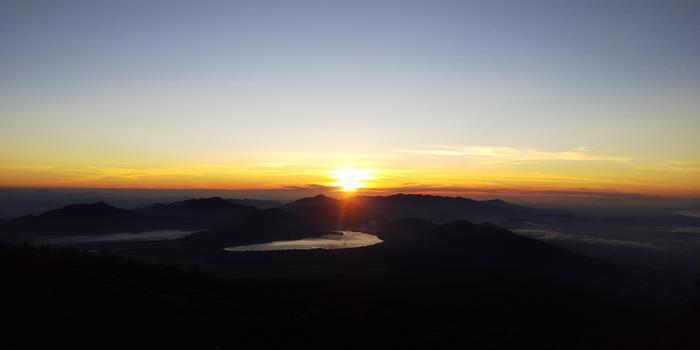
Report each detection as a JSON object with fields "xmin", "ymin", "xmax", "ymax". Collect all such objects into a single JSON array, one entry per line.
[{"xmin": 1, "ymin": 0, "xmax": 699, "ymax": 198}]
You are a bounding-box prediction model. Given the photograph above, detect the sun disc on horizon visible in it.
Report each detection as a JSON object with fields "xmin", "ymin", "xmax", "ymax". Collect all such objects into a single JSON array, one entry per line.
[{"xmin": 330, "ymin": 167, "xmax": 372, "ymax": 192}]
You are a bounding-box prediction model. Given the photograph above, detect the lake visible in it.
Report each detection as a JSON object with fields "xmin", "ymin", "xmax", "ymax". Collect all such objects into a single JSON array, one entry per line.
[
  {"xmin": 39, "ymin": 229, "xmax": 199, "ymax": 244},
  {"xmin": 224, "ymin": 231, "xmax": 382, "ymax": 252}
]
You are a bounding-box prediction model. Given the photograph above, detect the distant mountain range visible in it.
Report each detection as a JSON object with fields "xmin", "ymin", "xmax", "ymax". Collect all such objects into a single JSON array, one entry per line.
[
  {"xmin": 1, "ymin": 194, "xmax": 570, "ymax": 238},
  {"xmin": 0, "ymin": 193, "xmax": 674, "ymax": 337},
  {"xmin": 0, "ymin": 202, "xmax": 185, "ymax": 236},
  {"xmin": 4, "ymin": 194, "xmax": 697, "ymax": 258},
  {"xmin": 226, "ymin": 198, "xmax": 283, "ymax": 209},
  {"xmin": 0, "ymin": 196, "xmax": 597, "ymax": 274},
  {"xmin": 281, "ymin": 193, "xmax": 574, "ymax": 230},
  {"xmin": 138, "ymin": 197, "xmax": 256, "ymax": 227}
]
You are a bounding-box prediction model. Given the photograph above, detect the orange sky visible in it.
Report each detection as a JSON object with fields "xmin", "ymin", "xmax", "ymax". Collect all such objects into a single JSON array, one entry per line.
[{"xmin": 1, "ymin": 146, "xmax": 698, "ymax": 198}]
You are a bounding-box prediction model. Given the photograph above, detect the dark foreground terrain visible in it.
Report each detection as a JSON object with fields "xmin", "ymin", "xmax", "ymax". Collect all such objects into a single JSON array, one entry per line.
[
  {"xmin": 2, "ymin": 195, "xmax": 700, "ymax": 349},
  {"xmin": 2, "ymin": 241, "xmax": 699, "ymax": 350}
]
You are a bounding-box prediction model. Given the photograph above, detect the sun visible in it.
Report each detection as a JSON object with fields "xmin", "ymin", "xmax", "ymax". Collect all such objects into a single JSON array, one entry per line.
[{"xmin": 330, "ymin": 167, "xmax": 372, "ymax": 192}]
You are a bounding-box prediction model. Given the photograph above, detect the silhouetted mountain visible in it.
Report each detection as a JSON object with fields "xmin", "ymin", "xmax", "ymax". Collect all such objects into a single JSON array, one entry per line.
[
  {"xmin": 139, "ymin": 197, "xmax": 256, "ymax": 226},
  {"xmin": 375, "ymin": 217, "xmax": 438, "ymax": 243},
  {"xmin": 227, "ymin": 198, "xmax": 283, "ymax": 209},
  {"xmin": 378, "ymin": 218, "xmax": 597, "ymax": 277},
  {"xmin": 143, "ymin": 196, "xmax": 240, "ymax": 210},
  {"xmin": 41, "ymin": 201, "xmax": 138, "ymax": 220},
  {"xmin": 287, "ymin": 193, "xmax": 338, "ymax": 206},
  {"xmin": 186, "ymin": 208, "xmax": 328, "ymax": 246},
  {"xmin": 281, "ymin": 193, "xmax": 573, "ymax": 229},
  {"xmin": 2, "ymin": 202, "xmax": 183, "ymax": 236},
  {"xmin": 172, "ymin": 196, "xmax": 234, "ymax": 209}
]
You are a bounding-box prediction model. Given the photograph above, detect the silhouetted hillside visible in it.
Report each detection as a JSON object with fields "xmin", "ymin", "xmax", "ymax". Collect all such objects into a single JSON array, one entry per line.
[
  {"xmin": 2, "ymin": 238, "xmax": 691, "ymax": 350},
  {"xmin": 139, "ymin": 196, "xmax": 256, "ymax": 226},
  {"xmin": 2, "ymin": 202, "xmax": 184, "ymax": 236},
  {"xmin": 378, "ymin": 218, "xmax": 601, "ymax": 281},
  {"xmin": 0, "ymin": 243, "xmax": 278, "ymax": 349},
  {"xmin": 281, "ymin": 193, "xmax": 573, "ymax": 229},
  {"xmin": 144, "ymin": 196, "xmax": 233, "ymax": 210},
  {"xmin": 227, "ymin": 198, "xmax": 283, "ymax": 209},
  {"xmin": 185, "ymin": 208, "xmax": 329, "ymax": 246}
]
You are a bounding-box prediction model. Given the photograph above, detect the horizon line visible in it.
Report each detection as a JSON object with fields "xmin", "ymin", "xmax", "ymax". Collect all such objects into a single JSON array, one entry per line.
[{"xmin": 1, "ymin": 184, "xmax": 698, "ymax": 201}]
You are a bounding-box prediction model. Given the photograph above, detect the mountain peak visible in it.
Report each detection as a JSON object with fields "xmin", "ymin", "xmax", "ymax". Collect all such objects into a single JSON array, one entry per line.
[
  {"xmin": 39, "ymin": 202, "xmax": 131, "ymax": 220},
  {"xmin": 178, "ymin": 197, "xmax": 233, "ymax": 209},
  {"xmin": 482, "ymin": 199, "xmax": 514, "ymax": 206},
  {"xmin": 287, "ymin": 194, "xmax": 338, "ymax": 206}
]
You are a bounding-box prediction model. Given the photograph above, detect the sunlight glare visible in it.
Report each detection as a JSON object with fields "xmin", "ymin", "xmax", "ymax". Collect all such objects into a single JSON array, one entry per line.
[{"xmin": 330, "ymin": 167, "xmax": 372, "ymax": 192}]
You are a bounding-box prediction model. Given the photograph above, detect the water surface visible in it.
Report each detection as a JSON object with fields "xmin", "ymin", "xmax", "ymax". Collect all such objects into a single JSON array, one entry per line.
[
  {"xmin": 225, "ymin": 231, "xmax": 382, "ymax": 252},
  {"xmin": 40, "ymin": 230, "xmax": 199, "ymax": 244}
]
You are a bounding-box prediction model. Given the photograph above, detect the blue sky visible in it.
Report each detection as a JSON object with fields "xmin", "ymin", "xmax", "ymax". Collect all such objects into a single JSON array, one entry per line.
[{"xmin": 1, "ymin": 0, "xmax": 699, "ymax": 195}]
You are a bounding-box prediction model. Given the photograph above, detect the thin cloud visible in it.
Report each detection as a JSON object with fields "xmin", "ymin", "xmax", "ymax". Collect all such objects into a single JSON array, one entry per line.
[
  {"xmin": 280, "ymin": 184, "xmax": 333, "ymax": 191},
  {"xmin": 392, "ymin": 145, "xmax": 630, "ymax": 163},
  {"xmin": 358, "ymin": 185, "xmax": 664, "ymax": 200}
]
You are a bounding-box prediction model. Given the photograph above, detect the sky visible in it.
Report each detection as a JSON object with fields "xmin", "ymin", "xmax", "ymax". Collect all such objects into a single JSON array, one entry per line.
[{"xmin": 1, "ymin": 0, "xmax": 699, "ymax": 199}]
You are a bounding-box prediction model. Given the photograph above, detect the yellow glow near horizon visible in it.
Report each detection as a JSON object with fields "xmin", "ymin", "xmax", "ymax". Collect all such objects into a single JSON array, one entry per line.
[
  {"xmin": 329, "ymin": 167, "xmax": 373, "ymax": 192},
  {"xmin": 0, "ymin": 146, "xmax": 699, "ymax": 198}
]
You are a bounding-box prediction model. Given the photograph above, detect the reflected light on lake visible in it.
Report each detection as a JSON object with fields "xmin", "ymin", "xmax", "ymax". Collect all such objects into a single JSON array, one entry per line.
[
  {"xmin": 224, "ymin": 231, "xmax": 382, "ymax": 252},
  {"xmin": 39, "ymin": 230, "xmax": 199, "ymax": 244}
]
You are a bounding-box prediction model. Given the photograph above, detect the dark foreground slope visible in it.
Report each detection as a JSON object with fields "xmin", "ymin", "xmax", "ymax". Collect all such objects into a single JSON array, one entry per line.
[{"xmin": 1, "ymin": 243, "xmax": 699, "ymax": 350}]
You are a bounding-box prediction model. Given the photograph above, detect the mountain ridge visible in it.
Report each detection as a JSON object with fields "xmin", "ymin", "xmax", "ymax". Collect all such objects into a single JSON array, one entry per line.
[
  {"xmin": 281, "ymin": 193, "xmax": 574, "ymax": 229},
  {"xmin": 2, "ymin": 202, "xmax": 185, "ymax": 236}
]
